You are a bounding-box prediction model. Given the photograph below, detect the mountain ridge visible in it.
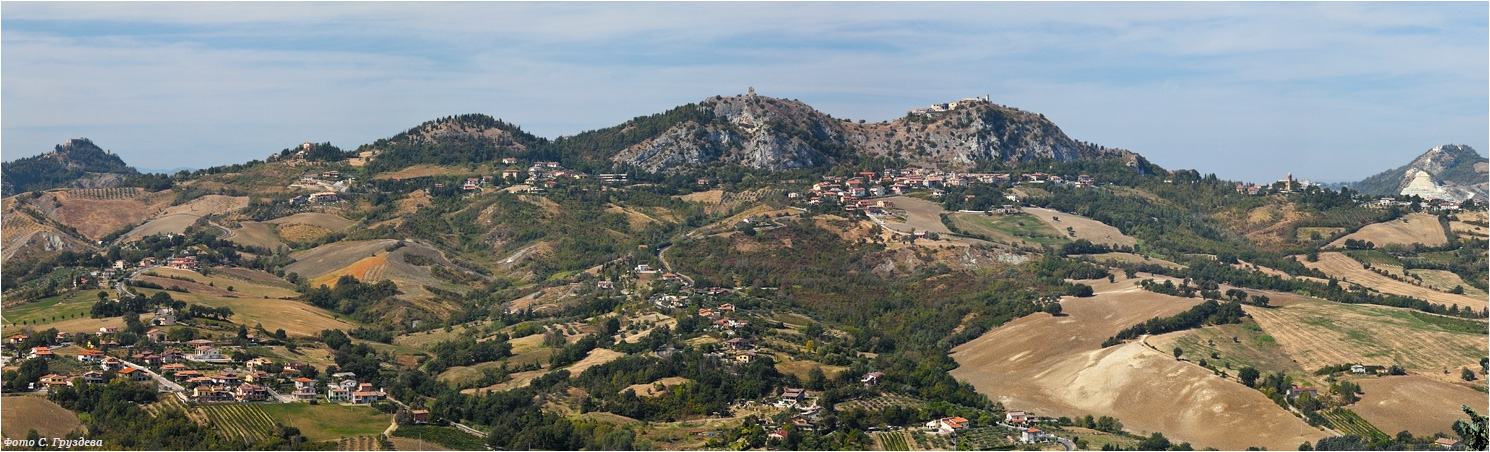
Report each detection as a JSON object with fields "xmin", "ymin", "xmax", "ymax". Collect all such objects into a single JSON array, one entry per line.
[{"xmin": 1351, "ymin": 144, "xmax": 1488, "ymax": 202}]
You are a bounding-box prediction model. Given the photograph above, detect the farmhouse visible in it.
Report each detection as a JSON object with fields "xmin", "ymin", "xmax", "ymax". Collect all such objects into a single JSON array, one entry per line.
[
  {"xmin": 1021, "ymin": 428, "xmax": 1044, "ymax": 443},
  {"xmin": 925, "ymin": 416, "xmax": 970, "ymax": 435},
  {"xmin": 167, "ymin": 256, "xmax": 199, "ymax": 270},
  {"xmin": 1006, "ymin": 410, "xmax": 1039, "ymax": 424},
  {"xmin": 30, "ymin": 347, "xmax": 54, "ymax": 360},
  {"xmin": 1286, "ymin": 387, "xmax": 1319, "ymax": 400},
  {"xmin": 411, "ymin": 410, "xmax": 429, "ymax": 424}
]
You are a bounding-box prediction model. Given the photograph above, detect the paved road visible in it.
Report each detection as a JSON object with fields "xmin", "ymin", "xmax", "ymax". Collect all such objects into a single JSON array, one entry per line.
[
  {"xmin": 451, "ymin": 422, "xmax": 488, "ymax": 438},
  {"xmin": 1055, "ymin": 436, "xmax": 1075, "ymax": 451},
  {"xmin": 115, "ymin": 265, "xmax": 156, "ymax": 299}
]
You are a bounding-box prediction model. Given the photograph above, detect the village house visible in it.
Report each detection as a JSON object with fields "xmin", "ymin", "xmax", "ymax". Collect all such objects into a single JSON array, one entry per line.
[
  {"xmin": 1021, "ymin": 427, "xmax": 1045, "ymax": 443},
  {"xmin": 1433, "ymin": 438, "xmax": 1464, "ymax": 449},
  {"xmin": 167, "ymin": 256, "xmax": 199, "ymax": 270},
  {"xmin": 172, "ymin": 370, "xmax": 203, "ymax": 383},
  {"xmin": 310, "ymin": 192, "xmax": 339, "ymax": 204},
  {"xmin": 77, "ymin": 349, "xmax": 105, "ymax": 363},
  {"xmin": 411, "ymin": 410, "xmax": 429, "ymax": 424},
  {"xmin": 596, "ymin": 280, "xmax": 615, "ymax": 290},
  {"xmin": 246, "ymin": 357, "xmax": 274, "ymax": 371},
  {"xmin": 99, "ymin": 326, "xmax": 120, "ymax": 335},
  {"xmin": 236, "ymin": 384, "xmax": 269, "ymax": 402},
  {"xmin": 194, "ymin": 385, "xmax": 235, "ymax": 402},
  {"xmin": 734, "ymin": 351, "xmax": 756, "ymax": 363},
  {"xmin": 293, "ymin": 377, "xmax": 318, "ymax": 401},
  {"xmin": 779, "ymin": 388, "xmax": 808, "ymax": 407},
  {"xmin": 140, "ymin": 256, "xmax": 157, "ymax": 267},
  {"xmin": 160, "ymin": 363, "xmax": 188, "ymax": 374},
  {"xmin": 39, "ymin": 373, "xmax": 73, "ymax": 388},
  {"xmin": 30, "ymin": 346, "xmax": 54, "ymax": 360},
  {"xmin": 725, "ymin": 338, "xmax": 751, "ymax": 350},
  {"xmin": 860, "ymin": 371, "xmax": 884, "ymax": 387},
  {"xmin": 190, "ymin": 346, "xmax": 226, "ymax": 362},
  {"xmin": 212, "ymin": 372, "xmax": 243, "ymax": 387},
  {"xmin": 119, "ymin": 367, "xmax": 151, "ymax": 383},
  {"xmin": 145, "ymin": 329, "xmax": 167, "ymax": 342},
  {"xmin": 81, "ymin": 371, "xmax": 105, "ymax": 385},
  {"xmin": 352, "ymin": 383, "xmax": 386, "ymax": 404},
  {"xmin": 328, "ymin": 386, "xmax": 351, "ymax": 403},
  {"xmin": 1005, "ymin": 410, "xmax": 1039, "ymax": 425},
  {"xmin": 925, "ymin": 416, "xmax": 969, "ymax": 435}
]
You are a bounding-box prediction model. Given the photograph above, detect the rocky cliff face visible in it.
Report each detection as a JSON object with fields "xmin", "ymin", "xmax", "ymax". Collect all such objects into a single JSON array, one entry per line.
[
  {"xmin": 1, "ymin": 138, "xmax": 138, "ymax": 196},
  {"xmin": 608, "ymin": 94, "xmax": 1133, "ymax": 172},
  {"xmin": 1353, "ymin": 144, "xmax": 1488, "ymax": 202}
]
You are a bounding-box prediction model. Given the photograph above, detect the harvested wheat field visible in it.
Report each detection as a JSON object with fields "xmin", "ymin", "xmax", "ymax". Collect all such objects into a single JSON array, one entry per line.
[
  {"xmin": 562, "ymin": 348, "xmax": 626, "ymax": 375},
  {"xmin": 162, "ymin": 195, "xmax": 250, "ymax": 217},
  {"xmin": 0, "ymin": 395, "xmax": 83, "ymax": 438},
  {"xmin": 285, "ymin": 239, "xmax": 398, "ymax": 281},
  {"xmin": 135, "ymin": 288, "xmax": 356, "ymax": 337},
  {"xmin": 1328, "ymin": 213, "xmax": 1447, "ymax": 248},
  {"xmin": 1449, "ymin": 211, "xmax": 1488, "ymax": 240},
  {"xmin": 879, "ymin": 196, "xmax": 953, "ymax": 235},
  {"xmin": 1, "ymin": 315, "xmax": 124, "ymax": 337},
  {"xmin": 310, "ymin": 255, "xmax": 389, "ymax": 288},
  {"xmin": 1025, "ymin": 207, "xmax": 1138, "ymax": 248},
  {"xmin": 1353, "ymin": 376, "xmax": 1488, "ymax": 437},
  {"xmin": 226, "ymin": 221, "xmax": 286, "ymax": 250},
  {"xmin": 1303, "ymin": 252, "xmax": 1486, "ymax": 311},
  {"xmin": 1244, "ymin": 297, "xmax": 1487, "ymax": 383},
  {"xmin": 124, "ymin": 214, "xmax": 200, "ymax": 240},
  {"xmin": 622, "ymin": 377, "xmax": 693, "ymax": 397},
  {"xmin": 268, "ymin": 212, "xmax": 354, "ymax": 231},
  {"xmin": 949, "ymin": 276, "xmax": 1326, "ymax": 451}
]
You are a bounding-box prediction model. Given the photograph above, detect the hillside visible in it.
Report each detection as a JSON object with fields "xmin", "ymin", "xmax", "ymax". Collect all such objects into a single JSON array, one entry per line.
[
  {"xmin": 550, "ymin": 93, "xmax": 1135, "ymax": 173},
  {"xmin": 1, "ymin": 138, "xmax": 139, "ymax": 196},
  {"xmin": 1352, "ymin": 144, "xmax": 1488, "ymax": 201},
  {"xmin": 359, "ymin": 114, "xmax": 547, "ymax": 173}
]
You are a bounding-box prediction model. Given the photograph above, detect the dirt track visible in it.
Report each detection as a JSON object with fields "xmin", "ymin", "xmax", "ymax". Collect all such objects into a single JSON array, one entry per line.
[{"xmin": 949, "ymin": 276, "xmax": 1327, "ymax": 450}]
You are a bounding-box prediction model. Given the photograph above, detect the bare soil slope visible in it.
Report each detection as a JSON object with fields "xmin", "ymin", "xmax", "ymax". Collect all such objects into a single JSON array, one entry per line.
[
  {"xmin": 949, "ymin": 277, "xmax": 1326, "ymax": 450},
  {"xmin": 1353, "ymin": 376, "xmax": 1488, "ymax": 437},
  {"xmin": 284, "ymin": 240, "xmax": 398, "ymax": 281},
  {"xmin": 0, "ymin": 395, "xmax": 83, "ymax": 438},
  {"xmin": 268, "ymin": 212, "xmax": 355, "ymax": 231},
  {"xmin": 1328, "ymin": 213, "xmax": 1447, "ymax": 248}
]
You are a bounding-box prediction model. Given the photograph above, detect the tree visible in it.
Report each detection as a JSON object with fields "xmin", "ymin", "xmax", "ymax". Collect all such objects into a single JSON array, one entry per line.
[
  {"xmin": 1043, "ymin": 302, "xmax": 1063, "ymax": 316},
  {"xmin": 1238, "ymin": 367, "xmax": 1260, "ymax": 388},
  {"xmin": 1454, "ymin": 405, "xmax": 1488, "ymax": 451},
  {"xmin": 1463, "ymin": 368, "xmax": 1477, "ymax": 382},
  {"xmin": 1173, "ymin": 347, "xmax": 1183, "ymax": 359}
]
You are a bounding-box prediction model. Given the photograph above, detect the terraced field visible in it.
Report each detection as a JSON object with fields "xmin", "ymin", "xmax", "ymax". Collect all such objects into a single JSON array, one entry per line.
[{"xmin": 200, "ymin": 404, "xmax": 278, "ymax": 442}]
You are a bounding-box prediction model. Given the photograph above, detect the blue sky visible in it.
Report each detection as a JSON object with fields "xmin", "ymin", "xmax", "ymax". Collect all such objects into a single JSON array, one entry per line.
[{"xmin": 3, "ymin": 2, "xmax": 1485, "ymax": 183}]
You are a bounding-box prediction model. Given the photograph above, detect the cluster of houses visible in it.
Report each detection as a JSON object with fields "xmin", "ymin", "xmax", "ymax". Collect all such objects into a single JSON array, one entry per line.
[
  {"xmin": 800, "ymin": 169, "xmax": 1095, "ymax": 208},
  {"xmin": 698, "ymin": 303, "xmax": 750, "ymax": 332},
  {"xmin": 907, "ymin": 96, "xmax": 992, "ymax": 116}
]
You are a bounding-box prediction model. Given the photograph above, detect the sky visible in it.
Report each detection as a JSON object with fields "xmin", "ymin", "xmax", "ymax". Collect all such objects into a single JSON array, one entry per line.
[{"xmin": 3, "ymin": 2, "xmax": 1486, "ymax": 183}]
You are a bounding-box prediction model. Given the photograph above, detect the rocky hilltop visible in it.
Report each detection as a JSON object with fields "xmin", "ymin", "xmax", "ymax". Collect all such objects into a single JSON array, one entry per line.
[
  {"xmin": 1352, "ymin": 144, "xmax": 1488, "ymax": 202},
  {"xmin": 1, "ymin": 137, "xmax": 138, "ymax": 196},
  {"xmin": 605, "ymin": 92, "xmax": 1135, "ymax": 172}
]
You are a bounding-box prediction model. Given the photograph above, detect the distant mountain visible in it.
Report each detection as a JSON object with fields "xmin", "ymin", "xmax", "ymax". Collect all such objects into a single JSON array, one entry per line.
[
  {"xmin": 1351, "ymin": 144, "xmax": 1488, "ymax": 202},
  {"xmin": 1, "ymin": 138, "xmax": 139, "ymax": 197},
  {"xmin": 545, "ymin": 93, "xmax": 1136, "ymax": 173}
]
